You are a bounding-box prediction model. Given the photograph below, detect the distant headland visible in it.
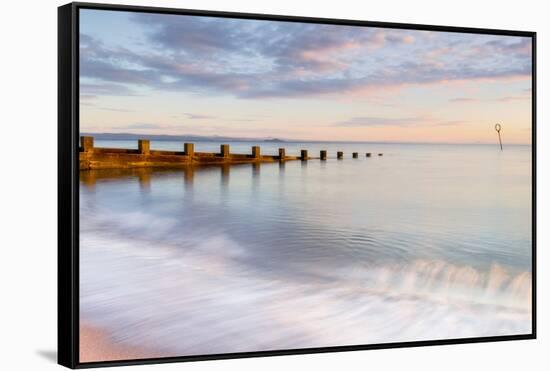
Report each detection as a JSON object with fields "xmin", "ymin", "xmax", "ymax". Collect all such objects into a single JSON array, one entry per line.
[{"xmin": 82, "ymin": 133, "xmax": 287, "ymax": 143}]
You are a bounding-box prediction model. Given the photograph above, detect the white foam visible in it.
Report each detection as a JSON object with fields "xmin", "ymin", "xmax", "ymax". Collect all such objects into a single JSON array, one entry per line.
[{"xmin": 80, "ymin": 227, "xmax": 531, "ymax": 356}]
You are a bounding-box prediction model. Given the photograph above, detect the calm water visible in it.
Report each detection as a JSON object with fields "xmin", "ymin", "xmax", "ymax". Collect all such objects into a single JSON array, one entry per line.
[{"xmin": 80, "ymin": 141, "xmax": 532, "ymax": 357}]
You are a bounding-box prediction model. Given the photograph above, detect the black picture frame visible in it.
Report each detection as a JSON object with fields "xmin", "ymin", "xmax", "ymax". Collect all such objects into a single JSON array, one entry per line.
[{"xmin": 58, "ymin": 2, "xmax": 537, "ymax": 368}]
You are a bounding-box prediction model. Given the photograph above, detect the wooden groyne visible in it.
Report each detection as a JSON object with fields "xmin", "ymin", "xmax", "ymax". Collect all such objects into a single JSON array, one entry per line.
[{"xmin": 79, "ymin": 136, "xmax": 382, "ymax": 170}]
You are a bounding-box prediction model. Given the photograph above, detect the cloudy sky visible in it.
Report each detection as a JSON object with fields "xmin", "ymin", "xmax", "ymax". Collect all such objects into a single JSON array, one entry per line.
[{"xmin": 79, "ymin": 9, "xmax": 532, "ymax": 144}]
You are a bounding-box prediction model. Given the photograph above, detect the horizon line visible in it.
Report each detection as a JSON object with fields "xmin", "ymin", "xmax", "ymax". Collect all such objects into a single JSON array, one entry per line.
[{"xmin": 82, "ymin": 132, "xmax": 532, "ymax": 146}]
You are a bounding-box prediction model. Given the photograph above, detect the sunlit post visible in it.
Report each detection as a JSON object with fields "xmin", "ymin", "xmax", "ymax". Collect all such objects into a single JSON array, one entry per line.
[
  {"xmin": 81, "ymin": 136, "xmax": 94, "ymax": 153},
  {"xmin": 252, "ymin": 146, "xmax": 261, "ymax": 159},
  {"xmin": 278, "ymin": 148, "xmax": 286, "ymax": 160},
  {"xmin": 138, "ymin": 139, "xmax": 150, "ymax": 155},
  {"xmin": 220, "ymin": 144, "xmax": 230, "ymax": 157},
  {"xmin": 184, "ymin": 143, "xmax": 195, "ymax": 157}
]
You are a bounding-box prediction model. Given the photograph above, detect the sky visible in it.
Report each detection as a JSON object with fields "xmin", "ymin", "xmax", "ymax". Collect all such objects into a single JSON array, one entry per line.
[{"xmin": 79, "ymin": 9, "xmax": 533, "ymax": 144}]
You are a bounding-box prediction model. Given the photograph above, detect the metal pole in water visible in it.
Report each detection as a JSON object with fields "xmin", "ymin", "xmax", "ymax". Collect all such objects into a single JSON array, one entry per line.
[{"xmin": 495, "ymin": 123, "xmax": 503, "ymax": 150}]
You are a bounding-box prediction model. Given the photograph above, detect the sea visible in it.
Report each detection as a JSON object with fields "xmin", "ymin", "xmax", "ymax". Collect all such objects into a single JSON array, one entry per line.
[{"xmin": 79, "ymin": 140, "xmax": 532, "ymax": 356}]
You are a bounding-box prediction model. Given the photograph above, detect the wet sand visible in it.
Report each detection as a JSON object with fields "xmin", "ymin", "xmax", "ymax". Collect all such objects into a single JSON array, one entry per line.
[{"xmin": 80, "ymin": 321, "xmax": 164, "ymax": 363}]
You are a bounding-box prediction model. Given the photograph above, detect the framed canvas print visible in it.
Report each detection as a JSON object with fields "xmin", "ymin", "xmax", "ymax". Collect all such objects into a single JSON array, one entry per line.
[{"xmin": 58, "ymin": 2, "xmax": 536, "ymax": 368}]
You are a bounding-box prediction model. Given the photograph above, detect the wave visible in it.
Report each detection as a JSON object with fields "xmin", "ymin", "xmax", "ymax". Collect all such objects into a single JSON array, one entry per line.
[
  {"xmin": 80, "ymin": 222, "xmax": 532, "ymax": 356},
  {"xmin": 330, "ymin": 259, "xmax": 531, "ymax": 311}
]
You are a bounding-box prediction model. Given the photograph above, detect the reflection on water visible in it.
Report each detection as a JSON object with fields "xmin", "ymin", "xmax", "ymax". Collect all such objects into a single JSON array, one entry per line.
[{"xmin": 80, "ymin": 143, "xmax": 532, "ymax": 357}]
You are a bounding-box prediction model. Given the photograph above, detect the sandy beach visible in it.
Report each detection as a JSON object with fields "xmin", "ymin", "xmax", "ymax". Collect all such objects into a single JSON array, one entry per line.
[{"xmin": 80, "ymin": 321, "xmax": 164, "ymax": 363}]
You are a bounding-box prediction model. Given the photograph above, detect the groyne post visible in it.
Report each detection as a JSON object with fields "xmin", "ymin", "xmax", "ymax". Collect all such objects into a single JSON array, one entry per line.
[
  {"xmin": 279, "ymin": 148, "xmax": 286, "ymax": 160},
  {"xmin": 366, "ymin": 153, "xmax": 372, "ymax": 157},
  {"xmin": 353, "ymin": 152, "xmax": 358, "ymax": 158},
  {"xmin": 337, "ymin": 151, "xmax": 343, "ymax": 159},
  {"xmin": 220, "ymin": 144, "xmax": 230, "ymax": 157},
  {"xmin": 320, "ymin": 150, "xmax": 327, "ymax": 160},
  {"xmin": 138, "ymin": 139, "xmax": 150, "ymax": 155},
  {"xmin": 301, "ymin": 150, "xmax": 308, "ymax": 161},
  {"xmin": 184, "ymin": 143, "xmax": 195, "ymax": 157},
  {"xmin": 81, "ymin": 136, "xmax": 94, "ymax": 152},
  {"xmin": 252, "ymin": 146, "xmax": 261, "ymax": 159}
]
